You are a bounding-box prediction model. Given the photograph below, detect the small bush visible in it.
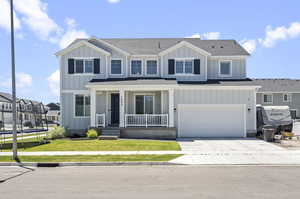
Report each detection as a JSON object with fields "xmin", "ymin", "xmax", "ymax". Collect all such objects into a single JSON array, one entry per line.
[
  {"xmin": 48, "ymin": 126, "xmax": 66, "ymax": 140},
  {"xmin": 86, "ymin": 129, "xmax": 98, "ymax": 139}
]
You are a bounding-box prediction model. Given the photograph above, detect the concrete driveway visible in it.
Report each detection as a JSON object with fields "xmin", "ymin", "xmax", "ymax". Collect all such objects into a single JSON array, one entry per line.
[
  {"xmin": 177, "ymin": 138, "xmax": 285, "ymax": 153},
  {"xmin": 171, "ymin": 138, "xmax": 300, "ymax": 165}
]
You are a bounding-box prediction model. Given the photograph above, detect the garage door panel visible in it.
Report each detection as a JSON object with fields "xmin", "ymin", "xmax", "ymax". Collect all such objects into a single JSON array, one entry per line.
[{"xmin": 178, "ymin": 104, "xmax": 246, "ymax": 138}]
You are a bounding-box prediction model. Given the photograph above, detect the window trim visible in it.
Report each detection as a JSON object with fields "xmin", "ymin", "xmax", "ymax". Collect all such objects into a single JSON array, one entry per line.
[
  {"xmin": 130, "ymin": 59, "xmax": 143, "ymax": 76},
  {"xmin": 68, "ymin": 57, "xmax": 100, "ymax": 76},
  {"xmin": 218, "ymin": 60, "xmax": 232, "ymax": 77},
  {"xmin": 73, "ymin": 94, "xmax": 91, "ymax": 118},
  {"xmin": 110, "ymin": 58, "xmax": 123, "ymax": 75},
  {"xmin": 145, "ymin": 59, "xmax": 158, "ymax": 76},
  {"xmin": 133, "ymin": 93, "xmax": 155, "ymax": 114},
  {"xmin": 174, "ymin": 58, "xmax": 194, "ymax": 75},
  {"xmin": 262, "ymin": 93, "xmax": 273, "ymax": 104},
  {"xmin": 283, "ymin": 93, "xmax": 292, "ymax": 102}
]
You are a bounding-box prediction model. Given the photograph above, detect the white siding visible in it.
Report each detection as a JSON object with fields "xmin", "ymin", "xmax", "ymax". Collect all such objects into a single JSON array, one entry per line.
[
  {"xmin": 162, "ymin": 46, "xmax": 207, "ymax": 81},
  {"xmin": 174, "ymin": 88, "xmax": 256, "ymax": 132},
  {"xmin": 207, "ymin": 57, "xmax": 246, "ymax": 79}
]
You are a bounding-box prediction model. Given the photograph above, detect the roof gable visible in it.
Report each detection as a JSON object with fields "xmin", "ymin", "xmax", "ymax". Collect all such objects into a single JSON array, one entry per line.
[
  {"xmin": 158, "ymin": 40, "xmax": 211, "ymax": 56},
  {"xmin": 55, "ymin": 40, "xmax": 111, "ymax": 56}
]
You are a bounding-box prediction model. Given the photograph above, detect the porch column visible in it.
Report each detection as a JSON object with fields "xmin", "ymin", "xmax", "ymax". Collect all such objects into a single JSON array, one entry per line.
[
  {"xmin": 90, "ymin": 88, "xmax": 96, "ymax": 127},
  {"xmin": 168, "ymin": 89, "xmax": 174, "ymax": 127},
  {"xmin": 119, "ymin": 89, "xmax": 125, "ymax": 127}
]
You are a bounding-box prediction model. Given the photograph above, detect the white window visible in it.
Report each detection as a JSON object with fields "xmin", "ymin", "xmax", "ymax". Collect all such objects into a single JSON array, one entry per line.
[
  {"xmin": 175, "ymin": 59, "xmax": 193, "ymax": 74},
  {"xmin": 283, "ymin": 93, "xmax": 292, "ymax": 102},
  {"xmin": 135, "ymin": 95, "xmax": 154, "ymax": 114},
  {"xmin": 75, "ymin": 59, "xmax": 93, "ymax": 74},
  {"xmin": 111, "ymin": 59, "xmax": 122, "ymax": 74},
  {"xmin": 263, "ymin": 94, "xmax": 273, "ymax": 104},
  {"xmin": 131, "ymin": 60, "xmax": 142, "ymax": 75},
  {"xmin": 219, "ymin": 60, "xmax": 232, "ymax": 76},
  {"xmin": 146, "ymin": 60, "xmax": 158, "ymax": 75},
  {"xmin": 74, "ymin": 94, "xmax": 90, "ymax": 117}
]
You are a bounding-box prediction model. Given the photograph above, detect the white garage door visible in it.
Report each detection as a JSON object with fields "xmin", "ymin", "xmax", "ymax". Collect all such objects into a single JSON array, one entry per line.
[{"xmin": 178, "ymin": 104, "xmax": 246, "ymax": 138}]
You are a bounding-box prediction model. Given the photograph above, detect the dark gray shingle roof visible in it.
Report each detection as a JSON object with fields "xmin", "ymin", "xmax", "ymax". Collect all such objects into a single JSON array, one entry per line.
[
  {"xmin": 251, "ymin": 79, "xmax": 300, "ymax": 92},
  {"xmin": 85, "ymin": 38, "xmax": 250, "ymax": 56}
]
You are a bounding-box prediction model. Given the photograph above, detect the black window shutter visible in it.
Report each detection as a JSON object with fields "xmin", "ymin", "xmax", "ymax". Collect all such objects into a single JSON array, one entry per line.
[
  {"xmin": 168, "ymin": 59, "xmax": 175, "ymax": 75},
  {"xmin": 194, "ymin": 59, "xmax": 200, "ymax": 74},
  {"xmin": 68, "ymin": 59, "xmax": 74, "ymax": 74},
  {"xmin": 93, "ymin": 58, "xmax": 100, "ymax": 74}
]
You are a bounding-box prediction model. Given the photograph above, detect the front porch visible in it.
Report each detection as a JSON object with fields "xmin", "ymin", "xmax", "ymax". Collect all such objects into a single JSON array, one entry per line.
[{"xmin": 89, "ymin": 87, "xmax": 175, "ymax": 129}]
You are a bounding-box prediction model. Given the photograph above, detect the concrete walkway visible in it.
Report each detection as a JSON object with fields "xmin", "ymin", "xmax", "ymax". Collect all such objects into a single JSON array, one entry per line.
[
  {"xmin": 0, "ymin": 134, "xmax": 46, "ymax": 142},
  {"xmin": 0, "ymin": 151, "xmax": 183, "ymax": 156}
]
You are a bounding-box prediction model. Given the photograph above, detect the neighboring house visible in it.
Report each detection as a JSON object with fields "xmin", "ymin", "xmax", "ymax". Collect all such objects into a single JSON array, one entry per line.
[
  {"xmin": 0, "ymin": 92, "xmax": 47, "ymax": 129},
  {"xmin": 46, "ymin": 103, "xmax": 60, "ymax": 123},
  {"xmin": 55, "ymin": 37, "xmax": 260, "ymax": 138},
  {"xmin": 251, "ymin": 79, "xmax": 300, "ymax": 119}
]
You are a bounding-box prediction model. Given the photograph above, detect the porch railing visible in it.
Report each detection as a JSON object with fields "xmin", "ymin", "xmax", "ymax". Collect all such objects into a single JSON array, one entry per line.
[
  {"xmin": 125, "ymin": 114, "xmax": 168, "ymax": 127},
  {"xmin": 96, "ymin": 113, "xmax": 105, "ymax": 127}
]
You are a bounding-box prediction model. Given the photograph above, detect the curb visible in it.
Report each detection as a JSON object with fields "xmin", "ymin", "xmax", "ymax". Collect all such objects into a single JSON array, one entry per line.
[{"xmin": 0, "ymin": 162, "xmax": 179, "ymax": 167}]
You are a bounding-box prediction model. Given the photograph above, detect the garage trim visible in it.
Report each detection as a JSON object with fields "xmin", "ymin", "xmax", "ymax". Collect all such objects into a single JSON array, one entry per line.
[{"xmin": 177, "ymin": 104, "xmax": 247, "ymax": 138}]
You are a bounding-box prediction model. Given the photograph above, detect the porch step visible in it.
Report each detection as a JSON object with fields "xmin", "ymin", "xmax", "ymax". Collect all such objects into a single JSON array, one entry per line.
[
  {"xmin": 98, "ymin": 135, "xmax": 119, "ymax": 140},
  {"xmin": 101, "ymin": 129, "xmax": 121, "ymax": 137}
]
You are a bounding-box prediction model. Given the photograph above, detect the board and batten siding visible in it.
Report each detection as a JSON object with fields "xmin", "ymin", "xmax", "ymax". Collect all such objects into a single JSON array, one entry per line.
[
  {"xmin": 174, "ymin": 88, "xmax": 256, "ymax": 132},
  {"xmin": 61, "ymin": 93, "xmax": 90, "ymax": 130},
  {"xmin": 207, "ymin": 57, "xmax": 246, "ymax": 79},
  {"xmin": 162, "ymin": 46, "xmax": 207, "ymax": 81},
  {"xmin": 257, "ymin": 93, "xmax": 300, "ymax": 118}
]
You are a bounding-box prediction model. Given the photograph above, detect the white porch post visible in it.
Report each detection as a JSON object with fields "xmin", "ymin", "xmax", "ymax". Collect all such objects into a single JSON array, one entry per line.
[
  {"xmin": 90, "ymin": 88, "xmax": 96, "ymax": 127},
  {"xmin": 168, "ymin": 89, "xmax": 174, "ymax": 127},
  {"xmin": 119, "ymin": 89, "xmax": 125, "ymax": 127}
]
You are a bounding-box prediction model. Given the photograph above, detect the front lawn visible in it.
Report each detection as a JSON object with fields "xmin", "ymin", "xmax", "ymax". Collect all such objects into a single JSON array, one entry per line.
[
  {"xmin": 0, "ymin": 154, "xmax": 182, "ymax": 162},
  {"xmin": 8, "ymin": 139, "xmax": 181, "ymax": 151}
]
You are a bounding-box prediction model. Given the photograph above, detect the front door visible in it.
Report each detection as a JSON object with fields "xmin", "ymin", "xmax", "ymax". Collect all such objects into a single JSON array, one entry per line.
[{"xmin": 111, "ymin": 93, "xmax": 120, "ymax": 125}]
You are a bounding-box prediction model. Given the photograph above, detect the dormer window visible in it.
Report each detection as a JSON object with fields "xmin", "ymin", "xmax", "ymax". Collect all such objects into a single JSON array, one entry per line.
[
  {"xmin": 219, "ymin": 60, "xmax": 232, "ymax": 77},
  {"xmin": 131, "ymin": 60, "xmax": 142, "ymax": 75}
]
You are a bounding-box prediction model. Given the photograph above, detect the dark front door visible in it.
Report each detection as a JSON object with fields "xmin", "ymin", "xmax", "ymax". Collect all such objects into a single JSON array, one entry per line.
[{"xmin": 111, "ymin": 93, "xmax": 120, "ymax": 125}]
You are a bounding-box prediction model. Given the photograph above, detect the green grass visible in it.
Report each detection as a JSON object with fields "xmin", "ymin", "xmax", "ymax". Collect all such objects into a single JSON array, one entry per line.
[
  {"xmin": 0, "ymin": 154, "xmax": 182, "ymax": 162},
  {"xmin": 3, "ymin": 139, "xmax": 181, "ymax": 151}
]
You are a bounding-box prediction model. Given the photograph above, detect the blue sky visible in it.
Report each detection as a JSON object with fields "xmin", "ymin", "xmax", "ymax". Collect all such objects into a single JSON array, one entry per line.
[{"xmin": 0, "ymin": 0, "xmax": 300, "ymax": 103}]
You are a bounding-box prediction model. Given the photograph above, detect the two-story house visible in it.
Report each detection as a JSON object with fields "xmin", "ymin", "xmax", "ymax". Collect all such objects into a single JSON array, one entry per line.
[{"xmin": 55, "ymin": 37, "xmax": 260, "ymax": 138}]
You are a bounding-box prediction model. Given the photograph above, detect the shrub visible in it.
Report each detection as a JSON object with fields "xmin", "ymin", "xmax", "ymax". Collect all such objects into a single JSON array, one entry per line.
[
  {"xmin": 86, "ymin": 129, "xmax": 98, "ymax": 139},
  {"xmin": 48, "ymin": 126, "xmax": 66, "ymax": 140}
]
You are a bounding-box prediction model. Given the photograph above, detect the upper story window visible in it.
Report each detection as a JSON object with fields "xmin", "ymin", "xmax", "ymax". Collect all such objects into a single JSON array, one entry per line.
[
  {"xmin": 219, "ymin": 60, "xmax": 232, "ymax": 76},
  {"xmin": 283, "ymin": 93, "xmax": 292, "ymax": 102},
  {"xmin": 111, "ymin": 59, "xmax": 122, "ymax": 75},
  {"xmin": 75, "ymin": 94, "xmax": 90, "ymax": 117},
  {"xmin": 146, "ymin": 60, "xmax": 157, "ymax": 75},
  {"xmin": 131, "ymin": 60, "xmax": 142, "ymax": 75},
  {"xmin": 68, "ymin": 58, "xmax": 100, "ymax": 74},
  {"xmin": 175, "ymin": 59, "xmax": 193, "ymax": 74},
  {"xmin": 75, "ymin": 59, "xmax": 93, "ymax": 74},
  {"xmin": 263, "ymin": 94, "xmax": 273, "ymax": 104}
]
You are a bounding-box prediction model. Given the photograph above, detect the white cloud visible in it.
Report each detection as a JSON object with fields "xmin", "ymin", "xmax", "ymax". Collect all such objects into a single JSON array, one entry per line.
[
  {"xmin": 47, "ymin": 70, "xmax": 60, "ymax": 96},
  {"xmin": 186, "ymin": 32, "xmax": 220, "ymax": 40},
  {"xmin": 241, "ymin": 39, "xmax": 256, "ymax": 54},
  {"xmin": 188, "ymin": 33, "xmax": 201, "ymax": 38},
  {"xmin": 202, "ymin": 32, "xmax": 220, "ymax": 40},
  {"xmin": 14, "ymin": 0, "xmax": 61, "ymax": 40},
  {"xmin": 0, "ymin": 0, "xmax": 21, "ymax": 31},
  {"xmin": 107, "ymin": 0, "xmax": 120, "ymax": 3},
  {"xmin": 0, "ymin": 73, "xmax": 32, "ymax": 89},
  {"xmin": 259, "ymin": 22, "xmax": 300, "ymax": 47},
  {"xmin": 58, "ymin": 18, "xmax": 89, "ymax": 49}
]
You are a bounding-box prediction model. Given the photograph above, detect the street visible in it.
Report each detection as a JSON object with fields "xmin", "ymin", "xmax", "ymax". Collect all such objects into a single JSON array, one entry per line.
[{"xmin": 1, "ymin": 166, "xmax": 300, "ymax": 199}]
